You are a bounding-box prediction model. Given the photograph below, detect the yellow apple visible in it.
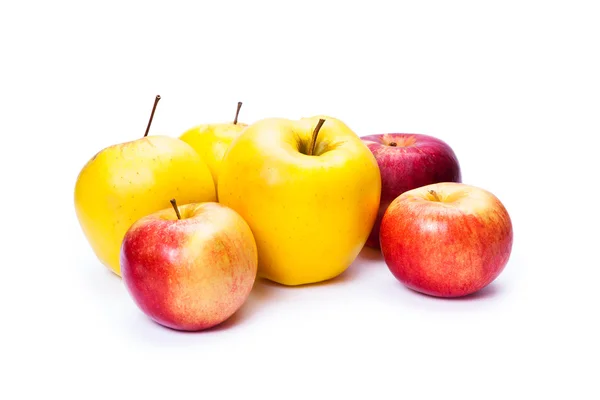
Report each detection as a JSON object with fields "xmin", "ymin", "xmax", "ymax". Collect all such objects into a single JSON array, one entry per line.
[
  {"xmin": 217, "ymin": 115, "xmax": 381, "ymax": 286},
  {"xmin": 179, "ymin": 102, "xmax": 248, "ymax": 191},
  {"xmin": 74, "ymin": 95, "xmax": 216, "ymax": 276}
]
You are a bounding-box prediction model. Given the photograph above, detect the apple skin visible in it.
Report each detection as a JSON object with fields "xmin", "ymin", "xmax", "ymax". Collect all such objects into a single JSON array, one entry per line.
[
  {"xmin": 180, "ymin": 122, "xmax": 248, "ymax": 192},
  {"xmin": 120, "ymin": 202, "xmax": 258, "ymax": 331},
  {"xmin": 217, "ymin": 116, "xmax": 381, "ymax": 286},
  {"xmin": 361, "ymin": 133, "xmax": 461, "ymax": 248},
  {"xmin": 379, "ymin": 182, "xmax": 512, "ymax": 298}
]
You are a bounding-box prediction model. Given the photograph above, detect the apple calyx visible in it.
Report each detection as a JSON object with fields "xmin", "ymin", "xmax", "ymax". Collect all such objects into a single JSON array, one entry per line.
[
  {"xmin": 428, "ymin": 190, "xmax": 441, "ymax": 202},
  {"xmin": 389, "ymin": 142, "xmax": 397, "ymax": 147},
  {"xmin": 170, "ymin": 198, "xmax": 182, "ymax": 220},
  {"xmin": 307, "ymin": 119, "xmax": 326, "ymax": 156},
  {"xmin": 144, "ymin": 95, "xmax": 161, "ymax": 137},
  {"xmin": 234, "ymin": 101, "xmax": 243, "ymax": 125}
]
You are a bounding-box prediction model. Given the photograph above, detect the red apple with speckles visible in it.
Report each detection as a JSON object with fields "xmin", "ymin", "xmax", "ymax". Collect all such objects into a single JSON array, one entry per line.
[
  {"xmin": 380, "ymin": 182, "xmax": 513, "ymax": 298},
  {"xmin": 361, "ymin": 133, "xmax": 461, "ymax": 248},
  {"xmin": 120, "ymin": 200, "xmax": 258, "ymax": 331}
]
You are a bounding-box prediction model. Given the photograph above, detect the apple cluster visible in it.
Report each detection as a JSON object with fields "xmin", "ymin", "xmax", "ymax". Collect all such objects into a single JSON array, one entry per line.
[{"xmin": 74, "ymin": 96, "xmax": 513, "ymax": 331}]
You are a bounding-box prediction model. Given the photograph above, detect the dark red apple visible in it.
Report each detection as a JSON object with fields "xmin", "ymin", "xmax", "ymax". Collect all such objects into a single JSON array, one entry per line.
[
  {"xmin": 361, "ymin": 133, "xmax": 461, "ymax": 248},
  {"xmin": 380, "ymin": 182, "xmax": 513, "ymax": 298}
]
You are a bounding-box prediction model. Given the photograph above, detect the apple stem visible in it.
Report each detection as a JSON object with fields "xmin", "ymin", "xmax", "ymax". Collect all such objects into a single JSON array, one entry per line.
[
  {"xmin": 170, "ymin": 198, "xmax": 182, "ymax": 220},
  {"xmin": 144, "ymin": 95, "xmax": 161, "ymax": 137},
  {"xmin": 389, "ymin": 142, "xmax": 397, "ymax": 147},
  {"xmin": 307, "ymin": 119, "xmax": 326, "ymax": 156},
  {"xmin": 428, "ymin": 190, "xmax": 441, "ymax": 202},
  {"xmin": 233, "ymin": 101, "xmax": 243, "ymax": 125}
]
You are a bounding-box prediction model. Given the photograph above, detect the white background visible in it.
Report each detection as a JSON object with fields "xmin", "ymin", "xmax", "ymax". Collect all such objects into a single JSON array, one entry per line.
[{"xmin": 1, "ymin": 1, "xmax": 598, "ymax": 399}]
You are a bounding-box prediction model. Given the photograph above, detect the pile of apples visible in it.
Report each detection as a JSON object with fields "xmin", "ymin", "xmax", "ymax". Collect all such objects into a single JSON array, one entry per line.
[{"xmin": 74, "ymin": 96, "xmax": 513, "ymax": 331}]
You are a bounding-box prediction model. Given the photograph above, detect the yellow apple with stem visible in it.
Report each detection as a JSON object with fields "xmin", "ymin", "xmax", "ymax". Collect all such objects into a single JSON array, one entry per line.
[
  {"xmin": 179, "ymin": 102, "xmax": 248, "ymax": 192},
  {"xmin": 74, "ymin": 95, "xmax": 216, "ymax": 276},
  {"xmin": 218, "ymin": 116, "xmax": 381, "ymax": 286}
]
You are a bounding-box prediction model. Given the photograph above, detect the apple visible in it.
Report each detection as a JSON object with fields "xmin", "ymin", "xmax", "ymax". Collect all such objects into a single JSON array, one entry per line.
[
  {"xmin": 120, "ymin": 200, "xmax": 258, "ymax": 331},
  {"xmin": 361, "ymin": 133, "xmax": 461, "ymax": 248},
  {"xmin": 179, "ymin": 102, "xmax": 248, "ymax": 191},
  {"xmin": 380, "ymin": 182, "xmax": 513, "ymax": 297},
  {"xmin": 218, "ymin": 116, "xmax": 381, "ymax": 286},
  {"xmin": 74, "ymin": 95, "xmax": 216, "ymax": 276}
]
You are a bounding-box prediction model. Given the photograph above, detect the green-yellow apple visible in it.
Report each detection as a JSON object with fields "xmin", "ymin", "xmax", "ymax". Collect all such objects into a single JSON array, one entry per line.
[
  {"xmin": 380, "ymin": 182, "xmax": 513, "ymax": 297},
  {"xmin": 179, "ymin": 102, "xmax": 248, "ymax": 191},
  {"xmin": 120, "ymin": 200, "xmax": 258, "ymax": 331},
  {"xmin": 217, "ymin": 116, "xmax": 381, "ymax": 286},
  {"xmin": 74, "ymin": 95, "xmax": 216, "ymax": 276}
]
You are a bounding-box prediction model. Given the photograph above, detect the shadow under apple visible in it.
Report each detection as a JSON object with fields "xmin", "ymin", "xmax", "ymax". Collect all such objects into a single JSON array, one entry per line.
[
  {"xmin": 255, "ymin": 245, "xmax": 385, "ymax": 291},
  {"xmin": 356, "ymin": 246, "xmax": 384, "ymax": 263},
  {"xmin": 205, "ymin": 277, "xmax": 283, "ymax": 332},
  {"xmin": 396, "ymin": 279, "xmax": 505, "ymax": 302},
  {"xmin": 254, "ymin": 258, "xmax": 364, "ymax": 291}
]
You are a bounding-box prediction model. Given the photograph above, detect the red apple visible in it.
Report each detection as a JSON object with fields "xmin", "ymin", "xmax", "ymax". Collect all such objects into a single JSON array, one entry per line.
[
  {"xmin": 361, "ymin": 133, "xmax": 461, "ymax": 248},
  {"xmin": 379, "ymin": 182, "xmax": 513, "ymax": 298},
  {"xmin": 120, "ymin": 201, "xmax": 258, "ymax": 331}
]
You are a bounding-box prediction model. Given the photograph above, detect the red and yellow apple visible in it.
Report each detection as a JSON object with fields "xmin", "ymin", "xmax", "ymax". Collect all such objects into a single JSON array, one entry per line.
[
  {"xmin": 380, "ymin": 182, "xmax": 512, "ymax": 298},
  {"xmin": 120, "ymin": 201, "xmax": 258, "ymax": 331},
  {"xmin": 361, "ymin": 133, "xmax": 461, "ymax": 248}
]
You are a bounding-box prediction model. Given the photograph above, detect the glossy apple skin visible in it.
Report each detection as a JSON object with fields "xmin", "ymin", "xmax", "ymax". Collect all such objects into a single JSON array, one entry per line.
[
  {"xmin": 120, "ymin": 202, "xmax": 258, "ymax": 331},
  {"xmin": 361, "ymin": 133, "xmax": 461, "ymax": 248},
  {"xmin": 380, "ymin": 182, "xmax": 512, "ymax": 298},
  {"xmin": 180, "ymin": 122, "xmax": 248, "ymax": 191},
  {"xmin": 218, "ymin": 116, "xmax": 381, "ymax": 286}
]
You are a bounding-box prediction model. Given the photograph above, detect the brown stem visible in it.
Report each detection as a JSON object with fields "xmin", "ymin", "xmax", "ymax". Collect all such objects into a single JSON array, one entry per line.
[
  {"xmin": 233, "ymin": 101, "xmax": 242, "ymax": 124},
  {"xmin": 428, "ymin": 190, "xmax": 441, "ymax": 201},
  {"xmin": 307, "ymin": 119, "xmax": 326, "ymax": 156},
  {"xmin": 144, "ymin": 95, "xmax": 161, "ymax": 137},
  {"xmin": 170, "ymin": 198, "xmax": 181, "ymax": 220}
]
